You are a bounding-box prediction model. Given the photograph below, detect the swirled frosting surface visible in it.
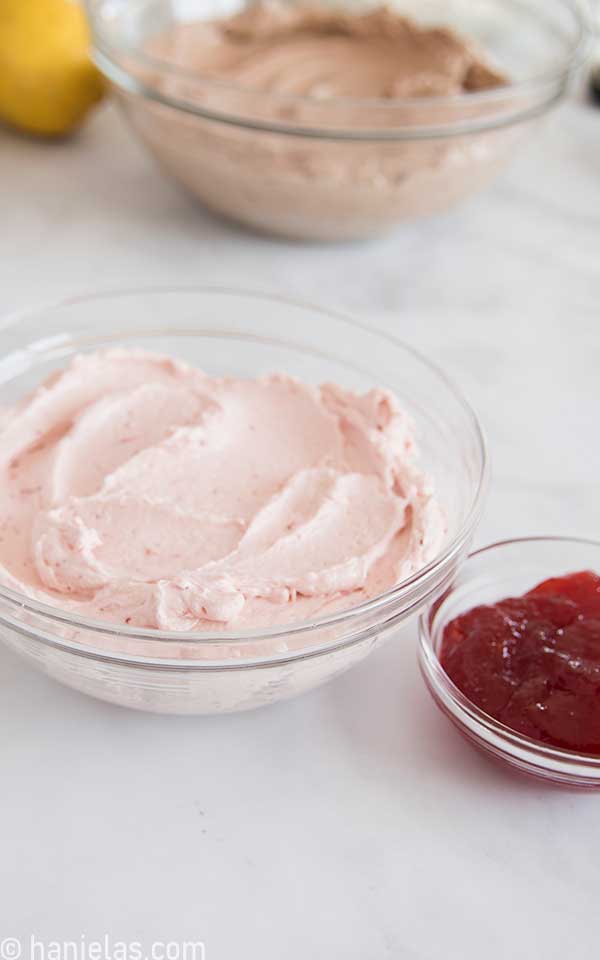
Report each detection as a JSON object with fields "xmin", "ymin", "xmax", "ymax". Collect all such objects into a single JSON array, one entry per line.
[
  {"xmin": 155, "ymin": 2, "xmax": 506, "ymax": 100},
  {"xmin": 0, "ymin": 351, "xmax": 444, "ymax": 630}
]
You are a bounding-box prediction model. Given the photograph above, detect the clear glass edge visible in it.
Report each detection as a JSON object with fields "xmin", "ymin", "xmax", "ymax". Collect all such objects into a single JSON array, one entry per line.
[
  {"xmin": 93, "ymin": 48, "xmax": 572, "ymax": 142},
  {"xmin": 84, "ymin": 0, "xmax": 591, "ymax": 125}
]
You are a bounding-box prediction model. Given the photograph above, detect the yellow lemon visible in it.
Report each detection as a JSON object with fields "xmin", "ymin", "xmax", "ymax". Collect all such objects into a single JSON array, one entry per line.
[{"xmin": 0, "ymin": 0, "xmax": 104, "ymax": 137}]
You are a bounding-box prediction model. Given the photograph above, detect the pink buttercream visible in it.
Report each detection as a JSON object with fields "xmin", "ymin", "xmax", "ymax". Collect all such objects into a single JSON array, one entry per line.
[{"xmin": 0, "ymin": 350, "xmax": 445, "ymax": 630}]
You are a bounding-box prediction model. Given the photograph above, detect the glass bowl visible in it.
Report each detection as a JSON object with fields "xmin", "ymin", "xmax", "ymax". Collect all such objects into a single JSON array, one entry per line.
[
  {"xmin": 86, "ymin": 0, "xmax": 589, "ymax": 241},
  {"xmin": 419, "ymin": 537, "xmax": 600, "ymax": 788},
  {"xmin": 0, "ymin": 288, "xmax": 486, "ymax": 714}
]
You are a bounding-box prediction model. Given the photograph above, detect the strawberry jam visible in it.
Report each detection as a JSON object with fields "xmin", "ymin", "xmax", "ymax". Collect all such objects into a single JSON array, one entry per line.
[{"xmin": 440, "ymin": 571, "xmax": 600, "ymax": 754}]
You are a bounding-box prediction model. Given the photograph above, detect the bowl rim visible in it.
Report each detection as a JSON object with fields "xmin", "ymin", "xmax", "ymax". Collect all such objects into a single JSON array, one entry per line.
[
  {"xmin": 0, "ymin": 285, "xmax": 488, "ymax": 647},
  {"xmin": 86, "ymin": 0, "xmax": 591, "ymax": 140},
  {"xmin": 418, "ymin": 535, "xmax": 600, "ymax": 771}
]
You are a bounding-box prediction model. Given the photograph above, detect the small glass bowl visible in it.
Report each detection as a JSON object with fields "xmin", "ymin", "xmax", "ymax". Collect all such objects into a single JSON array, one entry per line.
[
  {"xmin": 419, "ymin": 537, "xmax": 600, "ymax": 788},
  {"xmin": 0, "ymin": 288, "xmax": 486, "ymax": 714},
  {"xmin": 85, "ymin": 0, "xmax": 589, "ymax": 241}
]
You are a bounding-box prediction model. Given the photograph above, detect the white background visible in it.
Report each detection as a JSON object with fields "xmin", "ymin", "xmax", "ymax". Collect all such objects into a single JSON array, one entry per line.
[{"xmin": 1, "ymin": 89, "xmax": 599, "ymax": 958}]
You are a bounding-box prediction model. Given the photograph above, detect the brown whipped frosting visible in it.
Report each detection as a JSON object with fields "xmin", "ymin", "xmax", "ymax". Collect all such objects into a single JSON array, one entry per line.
[
  {"xmin": 133, "ymin": 3, "xmax": 513, "ymax": 239},
  {"xmin": 155, "ymin": 2, "xmax": 506, "ymax": 100}
]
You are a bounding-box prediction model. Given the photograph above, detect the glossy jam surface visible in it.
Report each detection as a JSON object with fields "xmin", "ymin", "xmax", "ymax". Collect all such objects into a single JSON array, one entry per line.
[{"xmin": 440, "ymin": 571, "xmax": 600, "ymax": 755}]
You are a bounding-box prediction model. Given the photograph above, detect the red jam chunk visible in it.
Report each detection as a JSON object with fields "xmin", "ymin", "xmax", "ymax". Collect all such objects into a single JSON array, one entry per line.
[{"xmin": 440, "ymin": 571, "xmax": 600, "ymax": 754}]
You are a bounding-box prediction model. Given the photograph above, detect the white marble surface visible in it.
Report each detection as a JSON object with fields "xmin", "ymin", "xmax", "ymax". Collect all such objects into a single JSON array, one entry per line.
[{"xmin": 1, "ymin": 92, "xmax": 599, "ymax": 957}]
